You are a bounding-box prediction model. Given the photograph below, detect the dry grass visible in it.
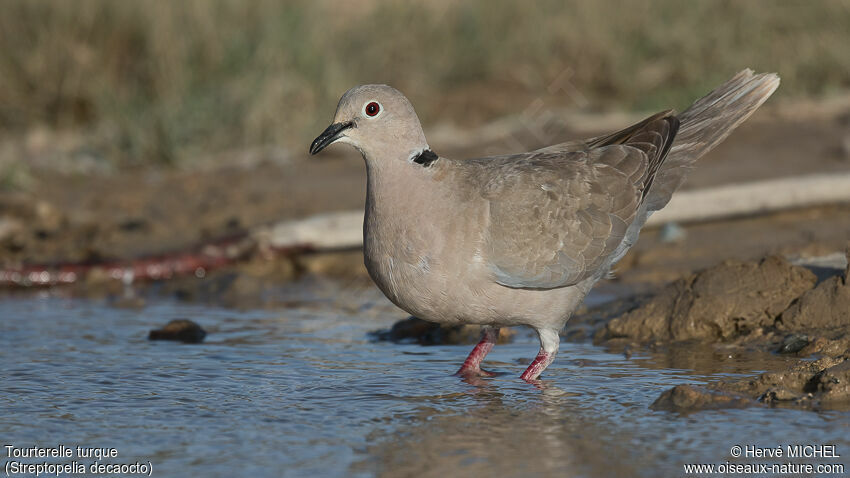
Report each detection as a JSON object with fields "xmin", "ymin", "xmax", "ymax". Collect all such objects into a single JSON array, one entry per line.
[{"xmin": 0, "ymin": 0, "xmax": 848, "ymax": 167}]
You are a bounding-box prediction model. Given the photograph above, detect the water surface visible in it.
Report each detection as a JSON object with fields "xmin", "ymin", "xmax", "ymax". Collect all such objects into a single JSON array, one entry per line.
[{"xmin": 2, "ymin": 286, "xmax": 849, "ymax": 477}]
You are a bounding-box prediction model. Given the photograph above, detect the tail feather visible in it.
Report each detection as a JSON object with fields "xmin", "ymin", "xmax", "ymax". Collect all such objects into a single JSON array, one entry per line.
[{"xmin": 645, "ymin": 69, "xmax": 780, "ymax": 212}]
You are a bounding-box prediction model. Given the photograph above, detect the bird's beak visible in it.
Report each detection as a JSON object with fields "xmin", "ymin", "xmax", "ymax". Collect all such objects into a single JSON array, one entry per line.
[{"xmin": 309, "ymin": 121, "xmax": 354, "ymax": 155}]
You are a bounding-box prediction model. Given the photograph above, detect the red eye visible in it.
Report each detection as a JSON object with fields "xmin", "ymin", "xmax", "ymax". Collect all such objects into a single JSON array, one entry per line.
[{"xmin": 365, "ymin": 101, "xmax": 380, "ymax": 117}]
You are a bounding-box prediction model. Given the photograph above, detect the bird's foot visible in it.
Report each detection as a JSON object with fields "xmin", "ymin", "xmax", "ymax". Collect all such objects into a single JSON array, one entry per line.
[
  {"xmin": 454, "ymin": 326, "xmax": 500, "ymax": 378},
  {"xmin": 455, "ymin": 366, "xmax": 498, "ymax": 378}
]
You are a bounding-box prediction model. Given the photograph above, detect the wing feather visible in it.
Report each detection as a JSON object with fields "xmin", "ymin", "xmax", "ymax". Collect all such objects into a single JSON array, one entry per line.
[{"xmin": 470, "ymin": 114, "xmax": 678, "ymax": 289}]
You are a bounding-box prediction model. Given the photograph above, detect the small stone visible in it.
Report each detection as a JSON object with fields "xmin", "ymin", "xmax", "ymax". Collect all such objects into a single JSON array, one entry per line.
[
  {"xmin": 651, "ymin": 384, "xmax": 755, "ymax": 412},
  {"xmin": 148, "ymin": 319, "xmax": 206, "ymax": 343},
  {"xmin": 371, "ymin": 316, "xmax": 514, "ymax": 345}
]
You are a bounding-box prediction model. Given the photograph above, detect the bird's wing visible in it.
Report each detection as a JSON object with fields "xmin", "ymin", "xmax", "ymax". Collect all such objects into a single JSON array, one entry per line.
[
  {"xmin": 474, "ymin": 115, "xmax": 678, "ymax": 289},
  {"xmin": 531, "ymin": 110, "xmax": 674, "ymax": 155}
]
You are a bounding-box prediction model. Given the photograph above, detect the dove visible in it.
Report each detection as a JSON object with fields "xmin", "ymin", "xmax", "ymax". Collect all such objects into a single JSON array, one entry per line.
[{"xmin": 310, "ymin": 69, "xmax": 779, "ymax": 381}]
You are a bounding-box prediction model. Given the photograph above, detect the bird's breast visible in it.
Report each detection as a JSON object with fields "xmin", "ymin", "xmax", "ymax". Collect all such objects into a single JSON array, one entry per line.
[
  {"xmin": 361, "ymin": 163, "xmax": 494, "ymax": 322},
  {"xmin": 364, "ymin": 214, "xmax": 436, "ymax": 313}
]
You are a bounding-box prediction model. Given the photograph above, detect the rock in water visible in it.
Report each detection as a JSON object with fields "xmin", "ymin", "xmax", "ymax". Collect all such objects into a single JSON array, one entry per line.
[
  {"xmin": 651, "ymin": 385, "xmax": 756, "ymax": 412},
  {"xmin": 371, "ymin": 316, "xmax": 514, "ymax": 346},
  {"xmin": 149, "ymin": 319, "xmax": 207, "ymax": 343}
]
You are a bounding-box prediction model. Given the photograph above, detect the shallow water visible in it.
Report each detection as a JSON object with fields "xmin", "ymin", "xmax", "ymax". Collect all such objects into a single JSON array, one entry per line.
[{"xmin": 2, "ymin": 284, "xmax": 849, "ymax": 477}]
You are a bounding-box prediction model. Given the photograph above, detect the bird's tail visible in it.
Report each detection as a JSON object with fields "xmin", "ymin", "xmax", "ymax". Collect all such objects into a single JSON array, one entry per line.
[{"xmin": 644, "ymin": 69, "xmax": 780, "ymax": 212}]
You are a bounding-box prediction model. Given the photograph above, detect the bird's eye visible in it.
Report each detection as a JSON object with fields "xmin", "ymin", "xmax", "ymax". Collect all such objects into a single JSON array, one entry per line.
[{"xmin": 364, "ymin": 101, "xmax": 381, "ymax": 117}]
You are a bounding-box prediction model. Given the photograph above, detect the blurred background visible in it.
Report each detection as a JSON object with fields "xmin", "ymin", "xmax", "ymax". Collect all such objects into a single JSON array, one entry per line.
[
  {"xmin": 2, "ymin": 0, "xmax": 849, "ymax": 168},
  {"xmin": 0, "ymin": 0, "xmax": 848, "ymax": 297}
]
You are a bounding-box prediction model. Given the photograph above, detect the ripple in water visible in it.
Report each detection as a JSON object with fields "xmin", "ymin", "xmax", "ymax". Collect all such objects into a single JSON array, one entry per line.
[{"xmin": 2, "ymin": 295, "xmax": 849, "ymax": 477}]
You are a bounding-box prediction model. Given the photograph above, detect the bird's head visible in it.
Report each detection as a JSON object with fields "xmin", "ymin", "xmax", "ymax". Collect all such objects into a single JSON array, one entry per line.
[{"xmin": 309, "ymin": 85, "xmax": 429, "ymax": 162}]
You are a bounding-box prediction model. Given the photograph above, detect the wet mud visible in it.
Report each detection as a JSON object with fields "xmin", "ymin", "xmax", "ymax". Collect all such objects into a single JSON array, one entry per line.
[
  {"xmin": 652, "ymin": 355, "xmax": 850, "ymax": 412},
  {"xmin": 597, "ymin": 255, "xmax": 818, "ymax": 344},
  {"xmin": 573, "ymin": 246, "xmax": 850, "ymax": 411}
]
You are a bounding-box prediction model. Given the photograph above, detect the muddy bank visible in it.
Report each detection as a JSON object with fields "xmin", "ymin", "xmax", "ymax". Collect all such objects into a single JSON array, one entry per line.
[
  {"xmin": 652, "ymin": 355, "xmax": 850, "ymax": 412},
  {"xmin": 570, "ymin": 248, "xmax": 849, "ymax": 350},
  {"xmin": 0, "ymin": 159, "xmax": 367, "ymax": 267},
  {"xmin": 566, "ymin": 246, "xmax": 850, "ymax": 411},
  {"xmin": 597, "ymin": 255, "xmax": 818, "ymax": 344}
]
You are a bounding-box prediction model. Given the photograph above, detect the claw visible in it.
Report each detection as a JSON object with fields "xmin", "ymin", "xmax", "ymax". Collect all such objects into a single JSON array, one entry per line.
[{"xmin": 455, "ymin": 367, "xmax": 497, "ymax": 378}]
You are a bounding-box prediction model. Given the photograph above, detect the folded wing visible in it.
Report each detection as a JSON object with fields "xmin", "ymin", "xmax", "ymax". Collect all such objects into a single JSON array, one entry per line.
[{"xmin": 478, "ymin": 115, "xmax": 678, "ymax": 289}]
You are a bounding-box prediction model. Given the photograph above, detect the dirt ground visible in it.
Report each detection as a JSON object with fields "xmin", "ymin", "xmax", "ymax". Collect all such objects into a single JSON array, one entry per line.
[{"xmin": 2, "ymin": 104, "xmax": 849, "ymax": 269}]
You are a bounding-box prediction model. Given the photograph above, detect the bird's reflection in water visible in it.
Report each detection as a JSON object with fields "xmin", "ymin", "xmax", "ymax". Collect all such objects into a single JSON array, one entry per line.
[{"xmin": 354, "ymin": 373, "xmax": 638, "ymax": 477}]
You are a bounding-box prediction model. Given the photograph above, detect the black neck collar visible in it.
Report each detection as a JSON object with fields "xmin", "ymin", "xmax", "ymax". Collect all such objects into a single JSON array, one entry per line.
[{"xmin": 412, "ymin": 149, "xmax": 439, "ymax": 167}]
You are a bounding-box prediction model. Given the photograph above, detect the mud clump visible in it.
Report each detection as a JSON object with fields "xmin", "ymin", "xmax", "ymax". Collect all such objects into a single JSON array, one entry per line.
[
  {"xmin": 651, "ymin": 385, "xmax": 756, "ymax": 412},
  {"xmin": 372, "ymin": 317, "xmax": 515, "ymax": 346},
  {"xmin": 149, "ymin": 319, "xmax": 207, "ymax": 343},
  {"xmin": 795, "ymin": 334, "xmax": 850, "ymax": 357},
  {"xmin": 776, "ymin": 333, "xmax": 809, "ymax": 354},
  {"xmin": 653, "ymin": 356, "xmax": 850, "ymax": 412},
  {"xmin": 592, "ymin": 247, "xmax": 850, "ymax": 412},
  {"xmin": 597, "ymin": 255, "xmax": 817, "ymax": 344},
  {"xmin": 778, "ymin": 247, "xmax": 850, "ymax": 331},
  {"xmin": 723, "ymin": 356, "xmax": 850, "ymax": 409}
]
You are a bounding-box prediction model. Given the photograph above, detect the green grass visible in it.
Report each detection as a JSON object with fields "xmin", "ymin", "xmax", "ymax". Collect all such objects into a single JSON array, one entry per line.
[{"xmin": 0, "ymin": 0, "xmax": 848, "ymax": 167}]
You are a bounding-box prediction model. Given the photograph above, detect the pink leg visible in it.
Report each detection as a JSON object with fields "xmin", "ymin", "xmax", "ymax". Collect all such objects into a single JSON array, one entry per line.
[
  {"xmin": 520, "ymin": 349, "xmax": 556, "ymax": 381},
  {"xmin": 456, "ymin": 326, "xmax": 499, "ymax": 377},
  {"xmin": 520, "ymin": 328, "xmax": 560, "ymax": 382}
]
